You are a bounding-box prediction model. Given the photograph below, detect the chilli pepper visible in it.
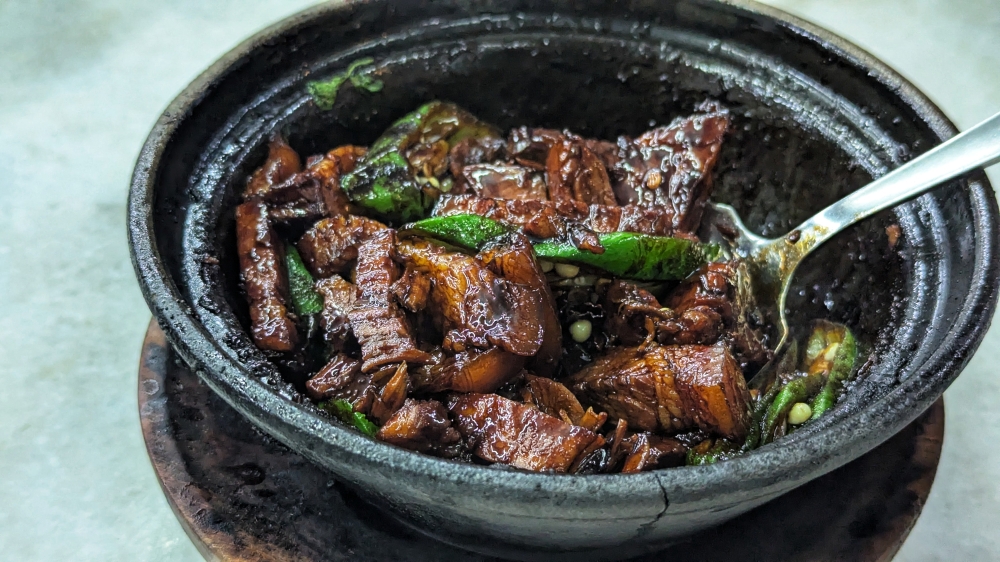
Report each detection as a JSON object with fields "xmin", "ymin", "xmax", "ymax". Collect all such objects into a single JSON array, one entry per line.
[
  {"xmin": 404, "ymin": 214, "xmax": 717, "ymax": 282},
  {"xmin": 533, "ymin": 233, "xmax": 718, "ymax": 281},
  {"xmin": 321, "ymin": 399, "xmax": 379, "ymax": 437},
  {"xmin": 402, "ymin": 214, "xmax": 513, "ymax": 250},
  {"xmin": 341, "ymin": 101, "xmax": 501, "ymax": 224},
  {"xmin": 284, "ymin": 244, "xmax": 324, "ymax": 316},
  {"xmin": 807, "ymin": 321, "xmax": 858, "ymax": 420}
]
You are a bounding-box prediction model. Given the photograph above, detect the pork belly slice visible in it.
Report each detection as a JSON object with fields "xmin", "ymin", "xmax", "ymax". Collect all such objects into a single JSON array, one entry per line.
[
  {"xmin": 546, "ymin": 135, "xmax": 617, "ymax": 206},
  {"xmin": 478, "ymin": 233, "xmax": 562, "ymax": 377},
  {"xmin": 412, "ymin": 348, "xmax": 525, "ymax": 394},
  {"xmin": 391, "ymin": 262, "xmax": 432, "ymax": 313},
  {"xmin": 234, "ymin": 201, "xmax": 298, "ymax": 351},
  {"xmin": 568, "ymin": 344, "xmax": 751, "ymax": 440},
  {"xmin": 604, "ymin": 279, "xmax": 723, "ymax": 347},
  {"xmin": 264, "ymin": 145, "xmax": 367, "ymax": 223},
  {"xmin": 620, "ymin": 433, "xmax": 688, "ymax": 473},
  {"xmin": 243, "ymin": 133, "xmax": 302, "ymax": 200},
  {"xmin": 396, "ymin": 239, "xmax": 545, "ymax": 356},
  {"xmin": 347, "ymin": 230, "xmax": 431, "ymax": 372},
  {"xmin": 458, "ymin": 163, "xmax": 548, "ymax": 201},
  {"xmin": 314, "ymin": 275, "xmax": 356, "ymax": 351},
  {"xmin": 666, "ymin": 262, "xmax": 770, "ymax": 369},
  {"xmin": 522, "ymin": 375, "xmax": 607, "ymax": 433},
  {"xmin": 448, "ymin": 393, "xmax": 603, "ymax": 473},
  {"xmin": 377, "ymin": 398, "xmax": 464, "ymax": 458},
  {"xmin": 610, "ymin": 101, "xmax": 730, "ymax": 232},
  {"xmin": 448, "ymin": 135, "xmax": 508, "ymax": 181},
  {"xmin": 297, "ymin": 214, "xmax": 386, "ymax": 278},
  {"xmin": 305, "ymin": 354, "xmax": 374, "ymax": 412}
]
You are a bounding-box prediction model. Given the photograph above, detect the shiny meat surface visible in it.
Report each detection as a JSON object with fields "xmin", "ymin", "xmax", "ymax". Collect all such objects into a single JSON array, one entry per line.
[
  {"xmin": 234, "ymin": 201, "xmax": 298, "ymax": 351},
  {"xmin": 448, "ymin": 393, "xmax": 602, "ymax": 472},
  {"xmin": 314, "ymin": 275, "xmax": 356, "ymax": 351},
  {"xmin": 370, "ymin": 363, "xmax": 409, "ymax": 424},
  {"xmin": 391, "ymin": 263, "xmax": 432, "ymax": 313},
  {"xmin": 459, "ymin": 163, "xmax": 548, "ymax": 201},
  {"xmin": 396, "ymin": 239, "xmax": 545, "ymax": 356},
  {"xmin": 264, "ymin": 145, "xmax": 366, "ymax": 222},
  {"xmin": 610, "ymin": 101, "xmax": 730, "ymax": 232},
  {"xmin": 506, "ymin": 127, "xmax": 563, "ymax": 170},
  {"xmin": 304, "ymin": 354, "xmax": 373, "ymax": 412},
  {"xmin": 669, "ymin": 345, "xmax": 752, "ymax": 440},
  {"xmin": 585, "ymin": 204, "xmax": 685, "ymax": 238},
  {"xmin": 522, "ymin": 374, "xmax": 608, "ymax": 433},
  {"xmin": 546, "ymin": 135, "xmax": 617, "ymax": 206},
  {"xmin": 377, "ymin": 399, "xmax": 464, "ymax": 457},
  {"xmin": 449, "ymin": 135, "xmax": 507, "ymax": 179},
  {"xmin": 412, "ymin": 348, "xmax": 525, "ymax": 393},
  {"xmin": 478, "ymin": 233, "xmax": 562, "ymax": 377},
  {"xmin": 243, "ymin": 134, "xmax": 301, "ymax": 200},
  {"xmin": 568, "ymin": 344, "xmax": 751, "ymax": 439},
  {"xmin": 347, "ymin": 230, "xmax": 432, "ymax": 372},
  {"xmin": 620, "ymin": 433, "xmax": 687, "ymax": 473},
  {"xmin": 603, "ymin": 280, "xmax": 673, "ymax": 346},
  {"xmin": 297, "ymin": 214, "xmax": 386, "ymax": 278},
  {"xmin": 666, "ymin": 262, "xmax": 770, "ymax": 368}
]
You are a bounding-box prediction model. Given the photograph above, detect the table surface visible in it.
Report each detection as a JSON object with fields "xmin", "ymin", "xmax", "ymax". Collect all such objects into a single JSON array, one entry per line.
[{"xmin": 1, "ymin": 0, "xmax": 997, "ymax": 560}]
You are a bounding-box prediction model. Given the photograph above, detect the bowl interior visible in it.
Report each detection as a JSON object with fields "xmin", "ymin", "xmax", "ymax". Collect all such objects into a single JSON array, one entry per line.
[{"xmin": 133, "ymin": 0, "xmax": 998, "ymax": 555}]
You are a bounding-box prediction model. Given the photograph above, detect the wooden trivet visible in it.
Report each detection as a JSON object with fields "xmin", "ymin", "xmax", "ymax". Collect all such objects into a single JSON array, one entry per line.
[{"xmin": 138, "ymin": 320, "xmax": 943, "ymax": 561}]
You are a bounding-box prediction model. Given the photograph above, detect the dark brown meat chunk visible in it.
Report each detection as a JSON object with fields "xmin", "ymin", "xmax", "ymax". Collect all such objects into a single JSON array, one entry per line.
[
  {"xmin": 377, "ymin": 399, "xmax": 464, "ymax": 458},
  {"xmin": 582, "ymin": 138, "xmax": 621, "ymax": 170},
  {"xmin": 603, "ymin": 280, "xmax": 673, "ymax": 346},
  {"xmin": 478, "ymin": 233, "xmax": 562, "ymax": 377},
  {"xmin": 585, "ymin": 204, "xmax": 688, "ymax": 238},
  {"xmin": 370, "ymin": 363, "xmax": 410, "ymax": 424},
  {"xmin": 546, "ymin": 136, "xmax": 617, "ymax": 206},
  {"xmin": 506, "ymin": 127, "xmax": 563, "ymax": 170},
  {"xmin": 666, "ymin": 262, "xmax": 770, "ymax": 368},
  {"xmin": 347, "ymin": 230, "xmax": 432, "ymax": 372},
  {"xmin": 314, "ymin": 275, "xmax": 356, "ymax": 351},
  {"xmin": 610, "ymin": 101, "xmax": 730, "ymax": 232},
  {"xmin": 297, "ymin": 214, "xmax": 386, "ymax": 278},
  {"xmin": 449, "ymin": 135, "xmax": 507, "ymax": 179},
  {"xmin": 391, "ymin": 263, "xmax": 432, "ymax": 313},
  {"xmin": 458, "ymin": 163, "xmax": 548, "ymax": 201},
  {"xmin": 448, "ymin": 393, "xmax": 603, "ymax": 473},
  {"xmin": 396, "ymin": 239, "xmax": 545, "ymax": 356},
  {"xmin": 243, "ymin": 134, "xmax": 302, "ymax": 200},
  {"xmin": 669, "ymin": 345, "xmax": 752, "ymax": 440},
  {"xmin": 305, "ymin": 354, "xmax": 374, "ymax": 414},
  {"xmin": 263, "ymin": 145, "xmax": 366, "ymax": 222},
  {"xmin": 234, "ymin": 201, "xmax": 298, "ymax": 351},
  {"xmin": 521, "ymin": 375, "xmax": 608, "ymax": 433},
  {"xmin": 412, "ymin": 348, "xmax": 525, "ymax": 393},
  {"xmin": 620, "ymin": 433, "xmax": 687, "ymax": 473},
  {"xmin": 568, "ymin": 344, "xmax": 751, "ymax": 440}
]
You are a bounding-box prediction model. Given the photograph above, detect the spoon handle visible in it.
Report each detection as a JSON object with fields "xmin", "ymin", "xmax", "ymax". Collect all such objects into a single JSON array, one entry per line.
[{"xmin": 794, "ymin": 110, "xmax": 1000, "ymax": 249}]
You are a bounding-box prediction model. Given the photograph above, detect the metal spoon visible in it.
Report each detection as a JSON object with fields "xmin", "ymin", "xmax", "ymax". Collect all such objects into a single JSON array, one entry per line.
[{"xmin": 701, "ymin": 110, "xmax": 1000, "ymax": 388}]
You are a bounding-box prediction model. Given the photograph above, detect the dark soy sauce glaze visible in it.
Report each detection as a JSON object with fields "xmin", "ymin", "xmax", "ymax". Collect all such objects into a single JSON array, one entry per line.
[{"xmin": 209, "ymin": 41, "xmax": 905, "ymax": 406}]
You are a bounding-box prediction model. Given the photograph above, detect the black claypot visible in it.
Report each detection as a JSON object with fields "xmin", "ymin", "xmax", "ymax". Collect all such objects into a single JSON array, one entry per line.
[{"xmin": 128, "ymin": 1, "xmax": 1000, "ymax": 560}]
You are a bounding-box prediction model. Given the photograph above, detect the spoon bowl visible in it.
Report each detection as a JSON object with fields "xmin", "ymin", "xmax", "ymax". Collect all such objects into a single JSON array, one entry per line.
[{"xmin": 703, "ymin": 110, "xmax": 1000, "ymax": 387}]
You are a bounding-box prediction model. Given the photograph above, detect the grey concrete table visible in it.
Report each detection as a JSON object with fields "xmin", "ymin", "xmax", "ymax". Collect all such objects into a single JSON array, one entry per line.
[{"xmin": 0, "ymin": 0, "xmax": 996, "ymax": 560}]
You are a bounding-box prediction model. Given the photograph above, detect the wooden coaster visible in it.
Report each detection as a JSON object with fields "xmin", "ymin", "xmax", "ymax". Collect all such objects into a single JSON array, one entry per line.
[{"xmin": 139, "ymin": 320, "xmax": 944, "ymax": 561}]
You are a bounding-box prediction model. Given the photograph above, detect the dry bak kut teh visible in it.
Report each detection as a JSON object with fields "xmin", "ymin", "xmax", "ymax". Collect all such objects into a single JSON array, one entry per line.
[{"xmin": 235, "ymin": 100, "xmax": 859, "ymax": 474}]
